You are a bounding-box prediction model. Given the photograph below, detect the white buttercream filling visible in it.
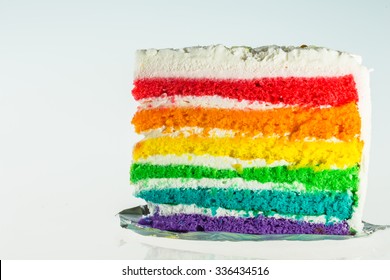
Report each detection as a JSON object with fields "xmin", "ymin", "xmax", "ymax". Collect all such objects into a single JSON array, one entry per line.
[
  {"xmin": 138, "ymin": 95, "xmax": 298, "ymax": 110},
  {"xmin": 134, "ymin": 154, "xmax": 290, "ymax": 169},
  {"xmin": 148, "ymin": 203, "xmax": 342, "ymax": 224},
  {"xmin": 134, "ymin": 178, "xmax": 307, "ymax": 192},
  {"xmin": 140, "ymin": 126, "xmax": 345, "ymax": 142},
  {"xmin": 142, "ymin": 127, "xmax": 236, "ymax": 138}
]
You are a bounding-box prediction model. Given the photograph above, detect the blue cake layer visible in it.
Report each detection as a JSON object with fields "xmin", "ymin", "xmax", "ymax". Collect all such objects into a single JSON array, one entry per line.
[{"xmin": 136, "ymin": 188, "xmax": 353, "ymax": 220}]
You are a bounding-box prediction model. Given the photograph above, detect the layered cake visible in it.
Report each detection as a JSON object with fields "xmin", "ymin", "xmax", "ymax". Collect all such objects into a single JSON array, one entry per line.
[{"xmin": 130, "ymin": 45, "xmax": 370, "ymax": 235}]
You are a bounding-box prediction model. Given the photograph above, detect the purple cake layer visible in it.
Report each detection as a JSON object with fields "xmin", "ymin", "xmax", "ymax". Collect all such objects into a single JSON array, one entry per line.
[{"xmin": 139, "ymin": 213, "xmax": 351, "ymax": 235}]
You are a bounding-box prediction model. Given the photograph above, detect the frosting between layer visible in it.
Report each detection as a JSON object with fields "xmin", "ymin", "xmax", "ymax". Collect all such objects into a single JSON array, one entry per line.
[
  {"xmin": 134, "ymin": 154, "xmax": 289, "ymax": 169},
  {"xmin": 140, "ymin": 127, "xmax": 345, "ymax": 142},
  {"xmin": 138, "ymin": 95, "xmax": 298, "ymax": 110},
  {"xmin": 135, "ymin": 178, "xmax": 307, "ymax": 192},
  {"xmin": 148, "ymin": 203, "xmax": 342, "ymax": 224}
]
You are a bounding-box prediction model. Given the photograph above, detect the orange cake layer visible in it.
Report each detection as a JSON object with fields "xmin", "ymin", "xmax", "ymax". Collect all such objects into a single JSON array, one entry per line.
[{"xmin": 132, "ymin": 102, "xmax": 360, "ymax": 141}]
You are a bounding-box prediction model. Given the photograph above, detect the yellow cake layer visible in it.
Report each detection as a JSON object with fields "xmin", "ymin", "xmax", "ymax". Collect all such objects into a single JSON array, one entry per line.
[{"xmin": 133, "ymin": 136, "xmax": 363, "ymax": 170}]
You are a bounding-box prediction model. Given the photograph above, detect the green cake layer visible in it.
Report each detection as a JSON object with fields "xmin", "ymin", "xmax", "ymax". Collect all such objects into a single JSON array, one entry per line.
[{"xmin": 131, "ymin": 163, "xmax": 359, "ymax": 192}]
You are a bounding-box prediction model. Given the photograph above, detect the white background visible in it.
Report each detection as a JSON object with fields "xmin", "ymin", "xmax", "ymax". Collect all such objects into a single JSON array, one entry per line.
[{"xmin": 0, "ymin": 0, "xmax": 389, "ymax": 259}]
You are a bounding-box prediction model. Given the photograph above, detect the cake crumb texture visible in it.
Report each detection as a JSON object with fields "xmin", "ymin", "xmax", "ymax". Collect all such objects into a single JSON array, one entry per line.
[
  {"xmin": 133, "ymin": 102, "xmax": 360, "ymax": 141},
  {"xmin": 133, "ymin": 75, "xmax": 358, "ymax": 106},
  {"xmin": 133, "ymin": 136, "xmax": 363, "ymax": 169}
]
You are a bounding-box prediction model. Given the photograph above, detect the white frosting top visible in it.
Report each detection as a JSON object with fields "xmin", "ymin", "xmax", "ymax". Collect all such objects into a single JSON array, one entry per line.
[{"xmin": 135, "ymin": 44, "xmax": 366, "ymax": 79}]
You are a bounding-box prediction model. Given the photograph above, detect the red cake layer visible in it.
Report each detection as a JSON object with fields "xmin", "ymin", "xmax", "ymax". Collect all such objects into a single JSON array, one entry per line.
[{"xmin": 132, "ymin": 75, "xmax": 358, "ymax": 106}]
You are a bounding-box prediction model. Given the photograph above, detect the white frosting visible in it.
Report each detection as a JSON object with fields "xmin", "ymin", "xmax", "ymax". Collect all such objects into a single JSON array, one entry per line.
[
  {"xmin": 142, "ymin": 127, "xmax": 236, "ymax": 138},
  {"xmin": 135, "ymin": 178, "xmax": 307, "ymax": 192},
  {"xmin": 148, "ymin": 203, "xmax": 342, "ymax": 224},
  {"xmin": 140, "ymin": 126, "xmax": 345, "ymax": 142},
  {"xmin": 135, "ymin": 45, "xmax": 364, "ymax": 79},
  {"xmin": 138, "ymin": 95, "xmax": 295, "ymax": 110},
  {"xmin": 135, "ymin": 154, "xmax": 290, "ymax": 169},
  {"xmin": 350, "ymin": 65, "xmax": 371, "ymax": 233}
]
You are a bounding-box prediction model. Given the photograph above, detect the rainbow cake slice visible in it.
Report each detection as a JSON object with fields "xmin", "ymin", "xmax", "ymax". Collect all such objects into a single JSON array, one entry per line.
[{"xmin": 130, "ymin": 45, "xmax": 370, "ymax": 235}]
